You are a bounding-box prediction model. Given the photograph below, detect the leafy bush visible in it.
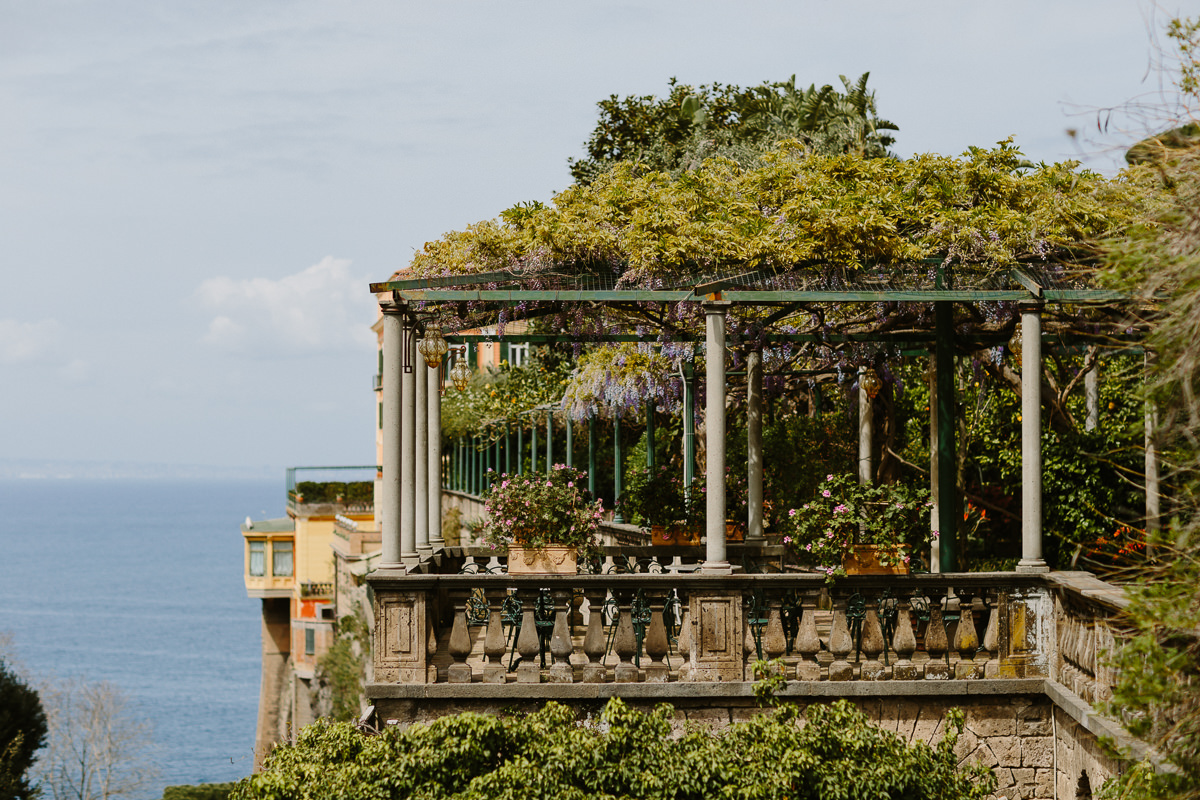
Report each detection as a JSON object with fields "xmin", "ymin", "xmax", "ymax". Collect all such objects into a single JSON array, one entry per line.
[
  {"xmin": 234, "ymin": 698, "xmax": 995, "ymax": 800},
  {"xmin": 481, "ymin": 464, "xmax": 602, "ymax": 551},
  {"xmin": 162, "ymin": 783, "xmax": 236, "ymax": 800}
]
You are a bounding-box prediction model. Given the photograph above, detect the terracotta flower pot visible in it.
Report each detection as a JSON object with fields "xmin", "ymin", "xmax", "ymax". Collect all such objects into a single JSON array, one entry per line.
[
  {"xmin": 843, "ymin": 544, "xmax": 909, "ymax": 576},
  {"xmin": 507, "ymin": 544, "xmax": 578, "ymax": 575}
]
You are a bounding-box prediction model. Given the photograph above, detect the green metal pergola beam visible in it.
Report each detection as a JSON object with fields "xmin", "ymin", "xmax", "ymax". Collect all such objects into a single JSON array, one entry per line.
[{"xmin": 389, "ymin": 288, "xmax": 1127, "ymax": 303}]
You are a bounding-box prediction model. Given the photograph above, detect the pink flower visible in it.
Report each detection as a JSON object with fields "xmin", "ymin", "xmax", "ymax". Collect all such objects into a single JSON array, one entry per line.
[
  {"xmin": 546, "ymin": 481, "xmax": 552, "ymax": 487},
  {"xmin": 822, "ymin": 489, "xmax": 831, "ymax": 497},
  {"xmin": 826, "ymin": 474, "xmax": 834, "ymax": 481},
  {"xmin": 833, "ymin": 504, "xmax": 847, "ymax": 513},
  {"xmin": 902, "ymin": 555, "xmax": 911, "ymax": 564},
  {"xmin": 932, "ymin": 530, "xmax": 940, "ymax": 539},
  {"xmin": 895, "ymin": 503, "xmax": 905, "ymax": 509},
  {"xmin": 567, "ymin": 481, "xmax": 574, "ymax": 487},
  {"xmin": 825, "ymin": 531, "xmax": 834, "ymax": 538},
  {"xmin": 788, "ymin": 509, "xmax": 798, "ymax": 518},
  {"xmin": 805, "ymin": 543, "xmax": 812, "ymax": 551},
  {"xmin": 783, "ymin": 536, "xmax": 792, "ymax": 544}
]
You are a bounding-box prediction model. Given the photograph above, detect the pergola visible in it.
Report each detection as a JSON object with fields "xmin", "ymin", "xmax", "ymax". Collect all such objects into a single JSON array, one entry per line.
[{"xmin": 370, "ymin": 263, "xmax": 1142, "ymax": 575}]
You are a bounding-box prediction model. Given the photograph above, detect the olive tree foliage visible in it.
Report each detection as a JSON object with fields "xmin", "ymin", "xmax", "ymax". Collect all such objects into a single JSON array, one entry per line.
[
  {"xmin": 567, "ymin": 74, "xmax": 898, "ymax": 184},
  {"xmin": 233, "ymin": 698, "xmax": 994, "ymax": 800},
  {"xmin": 36, "ymin": 678, "xmax": 157, "ymax": 800},
  {"xmin": 1097, "ymin": 16, "xmax": 1200, "ymax": 800},
  {"xmin": 0, "ymin": 658, "xmax": 46, "ymax": 800}
]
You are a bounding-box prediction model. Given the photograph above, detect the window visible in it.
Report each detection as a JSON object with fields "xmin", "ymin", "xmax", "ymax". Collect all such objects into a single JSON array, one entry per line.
[
  {"xmin": 508, "ymin": 343, "xmax": 529, "ymax": 367},
  {"xmin": 304, "ymin": 628, "xmax": 315, "ymax": 656},
  {"xmin": 272, "ymin": 541, "xmax": 293, "ymax": 577},
  {"xmin": 248, "ymin": 540, "xmax": 265, "ymax": 577}
]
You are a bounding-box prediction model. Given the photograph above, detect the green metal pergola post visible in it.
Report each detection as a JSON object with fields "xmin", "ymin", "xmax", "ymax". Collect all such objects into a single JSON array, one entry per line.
[
  {"xmin": 546, "ymin": 410, "xmax": 553, "ymax": 473},
  {"xmin": 613, "ymin": 414, "xmax": 624, "ymax": 523},
  {"xmin": 935, "ymin": 265, "xmax": 958, "ymax": 572},
  {"xmin": 517, "ymin": 422, "xmax": 524, "ymax": 475},
  {"xmin": 682, "ymin": 359, "xmax": 696, "ymax": 490},
  {"xmin": 565, "ymin": 417, "xmax": 574, "ymax": 468},
  {"xmin": 531, "ymin": 414, "xmax": 539, "ymax": 474},
  {"xmin": 588, "ymin": 416, "xmax": 597, "ymax": 496},
  {"xmin": 493, "ymin": 434, "xmax": 501, "ymax": 481},
  {"xmin": 645, "ymin": 401, "xmax": 656, "ymax": 470},
  {"xmin": 505, "ymin": 423, "xmax": 512, "ymax": 475}
]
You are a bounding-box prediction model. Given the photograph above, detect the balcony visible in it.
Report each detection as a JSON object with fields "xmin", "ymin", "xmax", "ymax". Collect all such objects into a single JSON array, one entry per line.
[{"xmin": 285, "ymin": 465, "xmax": 377, "ymax": 515}]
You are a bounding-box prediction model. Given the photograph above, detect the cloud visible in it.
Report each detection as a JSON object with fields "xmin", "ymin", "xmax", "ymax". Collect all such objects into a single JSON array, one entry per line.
[
  {"xmin": 196, "ymin": 256, "xmax": 376, "ymax": 355},
  {"xmin": 0, "ymin": 318, "xmax": 61, "ymax": 364}
]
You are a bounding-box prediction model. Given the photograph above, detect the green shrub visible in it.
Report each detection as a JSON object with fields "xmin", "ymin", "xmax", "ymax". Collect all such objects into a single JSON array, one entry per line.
[
  {"xmin": 233, "ymin": 698, "xmax": 995, "ymax": 800},
  {"xmin": 162, "ymin": 783, "xmax": 236, "ymax": 800}
]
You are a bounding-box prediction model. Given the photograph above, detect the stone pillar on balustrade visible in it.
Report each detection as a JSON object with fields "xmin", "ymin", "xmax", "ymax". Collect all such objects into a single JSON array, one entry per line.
[{"xmin": 683, "ymin": 581, "xmax": 744, "ymax": 682}]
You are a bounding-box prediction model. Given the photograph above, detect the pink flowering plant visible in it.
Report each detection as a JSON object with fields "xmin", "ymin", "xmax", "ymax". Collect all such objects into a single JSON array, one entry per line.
[
  {"xmin": 481, "ymin": 464, "xmax": 602, "ymax": 552},
  {"xmin": 782, "ymin": 473, "xmax": 932, "ymax": 578}
]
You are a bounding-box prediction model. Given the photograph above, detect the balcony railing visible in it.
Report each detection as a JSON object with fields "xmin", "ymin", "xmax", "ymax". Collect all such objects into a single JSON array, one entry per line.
[
  {"xmin": 367, "ymin": 570, "xmax": 1066, "ymax": 689},
  {"xmin": 300, "ymin": 581, "xmax": 334, "ymax": 599}
]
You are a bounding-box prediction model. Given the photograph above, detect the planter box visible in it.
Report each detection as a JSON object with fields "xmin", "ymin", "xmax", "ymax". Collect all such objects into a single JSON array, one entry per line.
[
  {"xmin": 507, "ymin": 545, "xmax": 577, "ymax": 574},
  {"xmin": 843, "ymin": 544, "xmax": 909, "ymax": 576}
]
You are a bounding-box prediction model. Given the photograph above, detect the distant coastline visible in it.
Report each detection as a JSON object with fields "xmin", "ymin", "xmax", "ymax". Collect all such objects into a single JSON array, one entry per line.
[{"xmin": 0, "ymin": 459, "xmax": 280, "ymax": 481}]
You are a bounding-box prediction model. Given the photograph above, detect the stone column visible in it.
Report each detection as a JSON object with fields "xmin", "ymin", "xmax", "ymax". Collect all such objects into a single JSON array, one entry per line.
[
  {"xmin": 414, "ymin": 339, "xmax": 430, "ymax": 556},
  {"xmin": 858, "ymin": 365, "xmax": 873, "ymax": 485},
  {"xmin": 1017, "ymin": 303, "xmax": 1048, "ymax": 573},
  {"xmin": 427, "ymin": 364, "xmax": 444, "ymax": 549},
  {"xmin": 747, "ymin": 350, "xmax": 764, "ymax": 541},
  {"xmin": 380, "ymin": 306, "xmax": 404, "ymax": 568},
  {"xmin": 401, "ymin": 318, "xmax": 418, "ymax": 564},
  {"xmin": 703, "ymin": 302, "xmax": 730, "ymax": 573},
  {"xmin": 1085, "ymin": 346, "xmax": 1099, "ymax": 432}
]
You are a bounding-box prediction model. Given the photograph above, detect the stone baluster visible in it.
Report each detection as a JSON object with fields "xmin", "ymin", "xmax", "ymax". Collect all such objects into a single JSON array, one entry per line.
[
  {"xmin": 676, "ymin": 591, "xmax": 694, "ymax": 681},
  {"xmin": 924, "ymin": 591, "xmax": 951, "ymax": 680},
  {"xmin": 446, "ymin": 587, "xmax": 474, "ymax": 683},
  {"xmin": 891, "ymin": 600, "xmax": 918, "ymax": 680},
  {"xmin": 481, "ymin": 587, "xmax": 508, "ymax": 683},
  {"xmin": 548, "ymin": 588, "xmax": 575, "ymax": 683},
  {"xmin": 859, "ymin": 600, "xmax": 887, "ymax": 680},
  {"xmin": 515, "ymin": 587, "xmax": 542, "ymax": 684},
  {"xmin": 643, "ymin": 591, "xmax": 670, "ymax": 682},
  {"xmin": 764, "ymin": 594, "xmax": 788, "ymax": 678},
  {"xmin": 953, "ymin": 591, "xmax": 981, "ymax": 679},
  {"xmin": 981, "ymin": 590, "xmax": 1000, "ymax": 679},
  {"xmin": 426, "ymin": 613, "xmax": 439, "ymax": 683},
  {"xmin": 612, "ymin": 587, "xmax": 639, "ymax": 682},
  {"xmin": 581, "ymin": 588, "xmax": 609, "ymax": 683},
  {"xmin": 743, "ymin": 605, "xmax": 760, "ymax": 680},
  {"xmin": 828, "ymin": 598, "xmax": 854, "ymax": 681},
  {"xmin": 794, "ymin": 592, "xmax": 822, "ymax": 681}
]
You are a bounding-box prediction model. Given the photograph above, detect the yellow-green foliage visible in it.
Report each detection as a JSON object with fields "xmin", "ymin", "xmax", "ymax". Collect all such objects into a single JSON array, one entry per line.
[
  {"xmin": 410, "ymin": 139, "xmax": 1146, "ymax": 285},
  {"xmin": 233, "ymin": 698, "xmax": 995, "ymax": 800}
]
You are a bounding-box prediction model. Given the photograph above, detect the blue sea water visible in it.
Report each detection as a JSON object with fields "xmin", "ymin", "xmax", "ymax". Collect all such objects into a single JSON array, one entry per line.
[{"xmin": 0, "ymin": 478, "xmax": 279, "ymax": 798}]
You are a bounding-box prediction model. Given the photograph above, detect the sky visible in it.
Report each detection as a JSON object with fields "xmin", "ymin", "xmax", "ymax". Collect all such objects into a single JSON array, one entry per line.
[{"xmin": 0, "ymin": 0, "xmax": 1187, "ymax": 473}]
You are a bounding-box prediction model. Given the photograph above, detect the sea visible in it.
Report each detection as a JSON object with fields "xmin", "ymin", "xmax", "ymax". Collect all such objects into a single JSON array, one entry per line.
[{"xmin": 0, "ymin": 478, "xmax": 278, "ymax": 798}]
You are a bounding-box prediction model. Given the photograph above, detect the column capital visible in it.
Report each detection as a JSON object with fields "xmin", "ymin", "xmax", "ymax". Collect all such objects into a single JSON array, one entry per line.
[
  {"xmin": 1017, "ymin": 299, "xmax": 1045, "ymax": 313},
  {"xmin": 701, "ymin": 299, "xmax": 732, "ymax": 311}
]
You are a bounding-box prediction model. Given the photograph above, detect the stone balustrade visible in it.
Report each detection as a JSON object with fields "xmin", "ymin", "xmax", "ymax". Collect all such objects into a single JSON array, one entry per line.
[{"xmin": 367, "ymin": 571, "xmax": 1059, "ymax": 688}]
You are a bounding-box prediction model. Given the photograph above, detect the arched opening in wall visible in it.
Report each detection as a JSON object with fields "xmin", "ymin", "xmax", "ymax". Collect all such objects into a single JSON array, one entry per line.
[{"xmin": 1076, "ymin": 770, "xmax": 1093, "ymax": 800}]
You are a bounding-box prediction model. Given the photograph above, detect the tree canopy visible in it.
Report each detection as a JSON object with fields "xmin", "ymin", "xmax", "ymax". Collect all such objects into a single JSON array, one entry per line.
[
  {"xmin": 567, "ymin": 73, "xmax": 898, "ymax": 184},
  {"xmin": 0, "ymin": 660, "xmax": 46, "ymax": 800}
]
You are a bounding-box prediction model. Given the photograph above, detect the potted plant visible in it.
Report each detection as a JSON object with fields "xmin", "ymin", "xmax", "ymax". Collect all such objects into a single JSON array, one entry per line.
[
  {"xmin": 781, "ymin": 473, "xmax": 932, "ymax": 579},
  {"xmin": 618, "ymin": 465, "xmax": 689, "ymax": 545},
  {"xmin": 481, "ymin": 464, "xmax": 602, "ymax": 573}
]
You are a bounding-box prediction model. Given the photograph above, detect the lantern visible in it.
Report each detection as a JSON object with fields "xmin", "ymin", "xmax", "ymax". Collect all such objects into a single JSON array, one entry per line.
[
  {"xmin": 860, "ymin": 368, "xmax": 882, "ymax": 399},
  {"xmin": 1008, "ymin": 320, "xmax": 1023, "ymax": 367},
  {"xmin": 417, "ymin": 328, "xmax": 449, "ymax": 368},
  {"xmin": 450, "ymin": 352, "xmax": 472, "ymax": 391}
]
